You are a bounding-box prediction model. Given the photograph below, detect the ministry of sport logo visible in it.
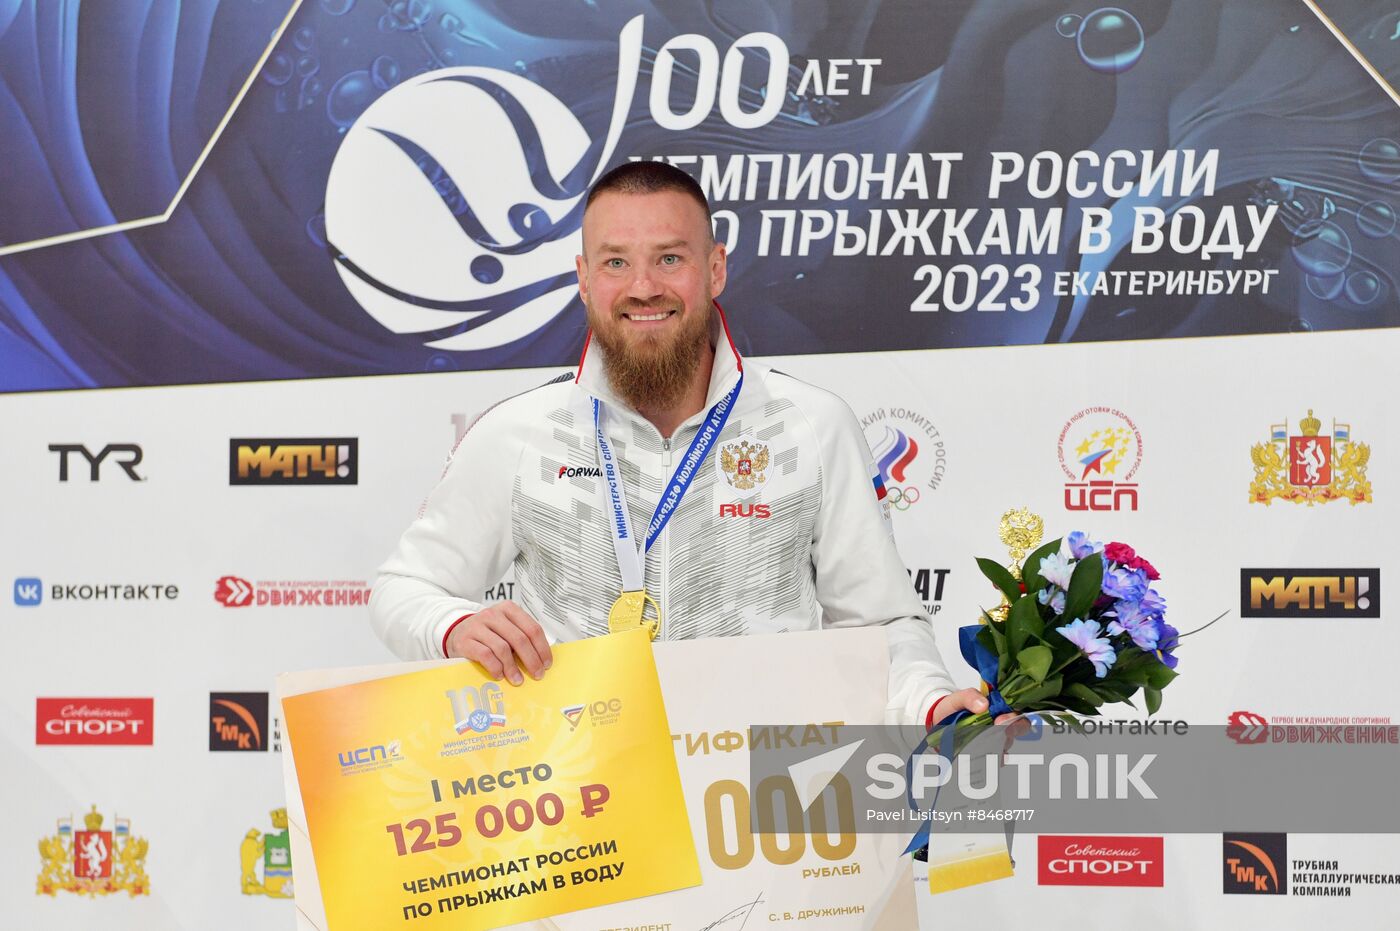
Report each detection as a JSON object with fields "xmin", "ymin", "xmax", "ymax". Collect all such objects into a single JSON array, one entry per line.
[{"xmin": 324, "ymin": 19, "xmax": 643, "ymax": 352}]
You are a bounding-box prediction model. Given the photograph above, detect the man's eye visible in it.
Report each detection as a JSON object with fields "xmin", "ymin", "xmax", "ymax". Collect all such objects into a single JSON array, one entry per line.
[
  {"xmin": 661, "ymin": 254, "xmax": 680, "ymax": 265},
  {"xmin": 606, "ymin": 258, "xmax": 625, "ymax": 269}
]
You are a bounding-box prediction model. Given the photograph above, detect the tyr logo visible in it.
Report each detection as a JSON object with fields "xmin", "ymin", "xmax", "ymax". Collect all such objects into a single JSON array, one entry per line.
[{"xmin": 49, "ymin": 444, "xmax": 144, "ymax": 482}]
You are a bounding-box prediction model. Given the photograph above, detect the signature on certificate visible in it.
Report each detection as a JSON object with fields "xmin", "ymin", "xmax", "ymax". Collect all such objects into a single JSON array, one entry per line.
[{"xmin": 697, "ymin": 891, "xmax": 764, "ymax": 931}]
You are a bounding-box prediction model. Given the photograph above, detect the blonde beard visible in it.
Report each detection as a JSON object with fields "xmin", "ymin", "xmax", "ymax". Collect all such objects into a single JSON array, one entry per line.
[{"xmin": 588, "ymin": 299, "xmax": 712, "ymax": 413}]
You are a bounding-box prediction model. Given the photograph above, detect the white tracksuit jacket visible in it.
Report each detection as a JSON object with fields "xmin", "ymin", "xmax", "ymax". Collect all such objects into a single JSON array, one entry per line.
[{"xmin": 369, "ymin": 310, "xmax": 957, "ymax": 724}]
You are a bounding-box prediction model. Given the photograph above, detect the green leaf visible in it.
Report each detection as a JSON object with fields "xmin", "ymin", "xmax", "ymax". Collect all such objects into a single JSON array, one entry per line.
[
  {"xmin": 1065, "ymin": 682, "xmax": 1104, "ymax": 707},
  {"xmin": 1014, "ymin": 675, "xmax": 1063, "ymax": 705},
  {"xmin": 1112, "ymin": 664, "xmax": 1152, "ymax": 687},
  {"xmin": 1020, "ymin": 538, "xmax": 1064, "ymax": 594},
  {"xmin": 1063, "ymin": 553, "xmax": 1105, "ymax": 621},
  {"xmin": 1007, "ymin": 596, "xmax": 1045, "ymax": 655},
  {"xmin": 1095, "ymin": 684, "xmax": 1137, "ymax": 709},
  {"xmin": 1017, "ymin": 645, "xmax": 1053, "ymax": 683},
  {"xmin": 976, "ymin": 558, "xmax": 1022, "ymax": 605},
  {"xmin": 1145, "ymin": 663, "xmax": 1179, "ymax": 689},
  {"xmin": 980, "ymin": 620, "xmax": 1007, "ymax": 659},
  {"xmin": 1143, "ymin": 686, "xmax": 1163, "ymax": 715}
]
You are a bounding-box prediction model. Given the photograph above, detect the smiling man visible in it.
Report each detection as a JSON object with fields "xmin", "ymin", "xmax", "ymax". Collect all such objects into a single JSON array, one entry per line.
[{"xmin": 370, "ymin": 160, "xmax": 992, "ymax": 727}]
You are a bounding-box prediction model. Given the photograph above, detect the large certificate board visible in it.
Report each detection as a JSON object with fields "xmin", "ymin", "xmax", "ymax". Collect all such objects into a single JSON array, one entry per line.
[
  {"xmin": 281, "ymin": 629, "xmax": 699, "ymax": 930},
  {"xmin": 279, "ymin": 627, "xmax": 915, "ymax": 930}
]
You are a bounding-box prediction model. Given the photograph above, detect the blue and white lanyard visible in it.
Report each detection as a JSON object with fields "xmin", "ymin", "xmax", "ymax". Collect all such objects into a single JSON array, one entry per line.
[{"xmin": 591, "ymin": 373, "xmax": 742, "ymax": 591}]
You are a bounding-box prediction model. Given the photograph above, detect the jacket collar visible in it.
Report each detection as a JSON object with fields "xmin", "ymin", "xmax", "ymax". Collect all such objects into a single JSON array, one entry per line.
[{"xmin": 574, "ymin": 301, "xmax": 745, "ymax": 428}]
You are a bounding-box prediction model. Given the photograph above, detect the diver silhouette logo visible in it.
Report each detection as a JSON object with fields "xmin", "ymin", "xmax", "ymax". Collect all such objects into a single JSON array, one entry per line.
[{"xmin": 325, "ymin": 17, "xmax": 643, "ymax": 352}]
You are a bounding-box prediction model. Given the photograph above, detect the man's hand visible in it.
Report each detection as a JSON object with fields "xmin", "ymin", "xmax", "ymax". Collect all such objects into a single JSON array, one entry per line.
[
  {"xmin": 932, "ymin": 687, "xmax": 1030, "ymax": 734},
  {"xmin": 446, "ymin": 601, "xmax": 553, "ymax": 686}
]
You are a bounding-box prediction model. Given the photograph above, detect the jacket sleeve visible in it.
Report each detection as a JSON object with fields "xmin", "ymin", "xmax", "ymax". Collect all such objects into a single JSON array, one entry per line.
[
  {"xmin": 369, "ymin": 406, "xmax": 523, "ymax": 660},
  {"xmin": 807, "ymin": 393, "xmax": 958, "ymax": 725}
]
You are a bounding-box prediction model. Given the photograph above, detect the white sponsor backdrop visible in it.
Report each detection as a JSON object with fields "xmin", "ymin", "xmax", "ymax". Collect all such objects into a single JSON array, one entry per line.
[{"xmin": 2, "ymin": 327, "xmax": 1397, "ymax": 928}]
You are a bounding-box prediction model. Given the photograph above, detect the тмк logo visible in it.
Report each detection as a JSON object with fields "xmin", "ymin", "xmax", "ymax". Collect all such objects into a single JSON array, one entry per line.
[
  {"xmin": 1223, "ymin": 833, "xmax": 1287, "ymax": 894},
  {"xmin": 324, "ymin": 19, "xmax": 642, "ymax": 352}
]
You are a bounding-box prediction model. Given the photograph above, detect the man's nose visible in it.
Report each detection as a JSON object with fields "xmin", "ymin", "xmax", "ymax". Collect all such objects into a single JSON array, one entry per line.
[{"xmin": 625, "ymin": 267, "xmax": 664, "ymax": 300}]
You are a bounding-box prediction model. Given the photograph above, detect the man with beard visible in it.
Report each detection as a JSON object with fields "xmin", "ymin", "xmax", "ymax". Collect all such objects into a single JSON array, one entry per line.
[{"xmin": 370, "ymin": 160, "xmax": 994, "ymax": 728}]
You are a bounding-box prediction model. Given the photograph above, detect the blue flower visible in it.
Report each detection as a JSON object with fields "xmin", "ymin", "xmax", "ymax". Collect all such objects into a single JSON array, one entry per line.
[
  {"xmin": 1039, "ymin": 551, "xmax": 1075, "ymax": 590},
  {"xmin": 1139, "ymin": 587, "xmax": 1167, "ymax": 619},
  {"xmin": 1066, "ymin": 531, "xmax": 1103, "ymax": 560},
  {"xmin": 1038, "ymin": 587, "xmax": 1066, "ymax": 615},
  {"xmin": 1155, "ymin": 622, "xmax": 1180, "ymax": 670},
  {"xmin": 1102, "ymin": 566, "xmax": 1148, "ymax": 603},
  {"xmin": 1055, "ymin": 618, "xmax": 1117, "ymax": 678},
  {"xmin": 1106, "ymin": 601, "xmax": 1159, "ymax": 651}
]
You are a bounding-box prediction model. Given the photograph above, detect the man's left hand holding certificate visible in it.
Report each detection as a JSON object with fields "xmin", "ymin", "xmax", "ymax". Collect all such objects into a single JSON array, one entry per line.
[{"xmin": 281, "ymin": 628, "xmax": 699, "ymax": 930}]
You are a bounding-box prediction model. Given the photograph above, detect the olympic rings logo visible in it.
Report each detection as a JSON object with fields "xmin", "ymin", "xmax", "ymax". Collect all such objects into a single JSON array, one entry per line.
[{"xmin": 886, "ymin": 486, "xmax": 921, "ymax": 511}]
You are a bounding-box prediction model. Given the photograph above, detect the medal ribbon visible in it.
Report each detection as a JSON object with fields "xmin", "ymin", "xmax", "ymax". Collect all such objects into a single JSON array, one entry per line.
[{"xmin": 591, "ymin": 372, "xmax": 743, "ymax": 593}]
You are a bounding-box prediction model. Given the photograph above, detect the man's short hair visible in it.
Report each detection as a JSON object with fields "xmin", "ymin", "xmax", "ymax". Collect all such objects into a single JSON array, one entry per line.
[{"xmin": 584, "ymin": 161, "xmax": 712, "ymax": 230}]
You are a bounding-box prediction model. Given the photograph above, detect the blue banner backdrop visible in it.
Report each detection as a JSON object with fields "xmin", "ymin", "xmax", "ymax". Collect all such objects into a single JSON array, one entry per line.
[{"xmin": 1, "ymin": 0, "xmax": 1398, "ymax": 392}]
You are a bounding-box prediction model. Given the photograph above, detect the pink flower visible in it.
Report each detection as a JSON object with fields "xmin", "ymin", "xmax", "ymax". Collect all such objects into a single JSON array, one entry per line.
[
  {"xmin": 1129, "ymin": 556, "xmax": 1161, "ymax": 581},
  {"xmin": 1104, "ymin": 542, "xmax": 1136, "ymax": 564},
  {"xmin": 1105, "ymin": 542, "xmax": 1161, "ymax": 581}
]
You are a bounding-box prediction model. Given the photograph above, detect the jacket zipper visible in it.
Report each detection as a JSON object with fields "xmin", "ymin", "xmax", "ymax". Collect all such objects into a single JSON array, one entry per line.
[{"xmin": 658, "ymin": 435, "xmax": 671, "ymax": 638}]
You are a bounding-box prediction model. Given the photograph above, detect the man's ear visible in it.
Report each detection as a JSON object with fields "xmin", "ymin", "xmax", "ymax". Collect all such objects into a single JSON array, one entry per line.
[
  {"xmin": 709, "ymin": 240, "xmax": 728, "ymax": 299},
  {"xmin": 575, "ymin": 253, "xmax": 589, "ymax": 304}
]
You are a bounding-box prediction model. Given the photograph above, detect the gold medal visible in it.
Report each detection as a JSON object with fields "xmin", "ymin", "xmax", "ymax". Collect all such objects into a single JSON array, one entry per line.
[{"xmin": 607, "ymin": 589, "xmax": 660, "ymax": 640}]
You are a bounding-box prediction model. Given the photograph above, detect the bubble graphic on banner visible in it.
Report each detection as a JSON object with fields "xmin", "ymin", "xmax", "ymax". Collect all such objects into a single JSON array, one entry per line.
[
  {"xmin": 263, "ymin": 52, "xmax": 294, "ymax": 86},
  {"xmin": 1290, "ymin": 220, "xmax": 1352, "ymax": 277},
  {"xmin": 425, "ymin": 353, "xmax": 458, "ymax": 371},
  {"xmin": 293, "ymin": 26, "xmax": 315, "ymax": 52},
  {"xmin": 388, "ymin": 0, "xmax": 432, "ymax": 31},
  {"xmin": 1345, "ymin": 271, "xmax": 1382, "ymax": 305},
  {"xmin": 297, "ymin": 54, "xmax": 319, "ymax": 78},
  {"xmin": 1306, "ymin": 273, "xmax": 1344, "ymax": 300},
  {"xmin": 1290, "ymin": 317, "xmax": 1314, "ymax": 332},
  {"xmin": 1357, "ymin": 200, "xmax": 1397, "ymax": 238},
  {"xmin": 327, "ymin": 70, "xmax": 376, "ymax": 129},
  {"xmin": 1056, "ymin": 14, "xmax": 1082, "ymax": 38},
  {"xmin": 320, "ymin": 0, "xmax": 356, "ymax": 14},
  {"xmin": 1077, "ymin": 8, "xmax": 1145, "ymax": 73},
  {"xmin": 1359, "ymin": 138, "xmax": 1400, "ymax": 182},
  {"xmin": 299, "ymin": 75, "xmax": 324, "ymax": 111},
  {"xmin": 371, "ymin": 55, "xmax": 401, "ymax": 90}
]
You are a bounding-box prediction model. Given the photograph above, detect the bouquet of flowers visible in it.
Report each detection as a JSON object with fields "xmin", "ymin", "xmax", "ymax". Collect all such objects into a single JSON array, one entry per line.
[{"xmin": 948, "ymin": 529, "xmax": 1179, "ymax": 742}]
